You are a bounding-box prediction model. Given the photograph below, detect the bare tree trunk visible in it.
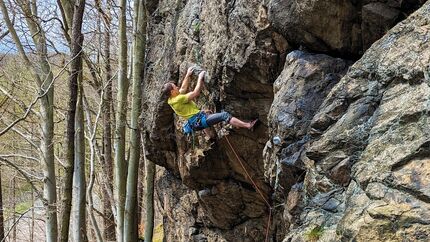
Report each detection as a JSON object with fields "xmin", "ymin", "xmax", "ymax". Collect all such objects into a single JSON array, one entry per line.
[
  {"xmin": 22, "ymin": 2, "xmax": 58, "ymax": 241},
  {"xmin": 144, "ymin": 160, "xmax": 156, "ymax": 242},
  {"xmin": 83, "ymin": 92, "xmax": 104, "ymax": 242},
  {"xmin": 58, "ymin": 0, "xmax": 75, "ymax": 38},
  {"xmin": 12, "ymin": 174, "xmax": 16, "ymax": 242},
  {"xmin": 99, "ymin": 1, "xmax": 115, "ymax": 239},
  {"xmin": 0, "ymin": 166, "xmax": 4, "ymax": 241},
  {"xmin": 137, "ymin": 147, "xmax": 145, "ymax": 231},
  {"xmin": 124, "ymin": 0, "xmax": 147, "ymax": 241},
  {"xmin": 59, "ymin": 0, "xmax": 86, "ymax": 241},
  {"xmin": 0, "ymin": 2, "xmax": 58, "ymax": 240},
  {"xmin": 114, "ymin": 0, "xmax": 129, "ymax": 240},
  {"xmin": 30, "ymin": 187, "xmax": 34, "ymax": 242},
  {"xmin": 40, "ymin": 80, "xmax": 57, "ymax": 242},
  {"xmin": 72, "ymin": 89, "xmax": 87, "ymax": 242}
]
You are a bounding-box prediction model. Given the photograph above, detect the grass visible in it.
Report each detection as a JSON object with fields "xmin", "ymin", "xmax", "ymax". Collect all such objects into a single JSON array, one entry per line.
[
  {"xmin": 193, "ymin": 21, "xmax": 201, "ymax": 35},
  {"xmin": 153, "ymin": 223, "xmax": 164, "ymax": 242},
  {"xmin": 305, "ymin": 225, "xmax": 324, "ymax": 242},
  {"xmin": 138, "ymin": 223, "xmax": 164, "ymax": 242}
]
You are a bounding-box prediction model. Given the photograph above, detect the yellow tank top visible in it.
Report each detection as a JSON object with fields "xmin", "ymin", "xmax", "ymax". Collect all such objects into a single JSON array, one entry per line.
[{"xmin": 168, "ymin": 94, "xmax": 200, "ymax": 119}]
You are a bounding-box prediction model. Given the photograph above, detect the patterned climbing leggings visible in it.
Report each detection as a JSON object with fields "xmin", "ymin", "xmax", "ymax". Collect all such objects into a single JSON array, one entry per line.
[{"xmin": 205, "ymin": 111, "xmax": 232, "ymax": 126}]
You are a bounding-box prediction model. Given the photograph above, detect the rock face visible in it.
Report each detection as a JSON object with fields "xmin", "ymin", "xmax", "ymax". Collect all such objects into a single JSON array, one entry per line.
[
  {"xmin": 142, "ymin": 0, "xmax": 429, "ymax": 241},
  {"xmin": 264, "ymin": 50, "xmax": 350, "ymax": 197},
  {"xmin": 268, "ymin": 0, "xmax": 425, "ymax": 57},
  {"xmin": 143, "ymin": 0, "xmax": 287, "ymax": 241},
  {"xmin": 279, "ymin": 2, "xmax": 430, "ymax": 241}
]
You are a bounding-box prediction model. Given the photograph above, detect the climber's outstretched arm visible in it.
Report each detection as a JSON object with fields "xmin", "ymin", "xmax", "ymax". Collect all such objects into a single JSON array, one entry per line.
[
  {"xmin": 186, "ymin": 71, "xmax": 206, "ymax": 101},
  {"xmin": 179, "ymin": 67, "xmax": 194, "ymax": 94}
]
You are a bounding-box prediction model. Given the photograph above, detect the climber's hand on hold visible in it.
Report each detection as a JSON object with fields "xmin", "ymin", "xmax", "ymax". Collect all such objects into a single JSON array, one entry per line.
[
  {"xmin": 198, "ymin": 71, "xmax": 208, "ymax": 91},
  {"xmin": 186, "ymin": 66, "xmax": 195, "ymax": 76},
  {"xmin": 180, "ymin": 66, "xmax": 195, "ymax": 94},
  {"xmin": 199, "ymin": 70, "xmax": 206, "ymax": 85},
  {"xmin": 186, "ymin": 71, "xmax": 206, "ymax": 101},
  {"xmin": 198, "ymin": 70, "xmax": 206, "ymax": 80}
]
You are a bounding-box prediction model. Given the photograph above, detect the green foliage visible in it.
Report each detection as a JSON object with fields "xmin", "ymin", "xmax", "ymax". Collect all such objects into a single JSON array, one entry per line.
[
  {"xmin": 15, "ymin": 201, "xmax": 31, "ymax": 214},
  {"xmin": 20, "ymin": 182, "xmax": 33, "ymax": 193},
  {"xmin": 305, "ymin": 225, "xmax": 324, "ymax": 242},
  {"xmin": 153, "ymin": 223, "xmax": 164, "ymax": 242},
  {"xmin": 192, "ymin": 20, "xmax": 201, "ymax": 34}
]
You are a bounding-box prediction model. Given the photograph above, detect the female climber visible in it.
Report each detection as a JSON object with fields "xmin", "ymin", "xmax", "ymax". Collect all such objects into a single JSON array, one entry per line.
[{"xmin": 162, "ymin": 66, "xmax": 257, "ymax": 134}]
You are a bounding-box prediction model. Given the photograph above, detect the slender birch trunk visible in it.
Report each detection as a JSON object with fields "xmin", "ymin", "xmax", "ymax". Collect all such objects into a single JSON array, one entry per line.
[
  {"xmin": 144, "ymin": 160, "xmax": 155, "ymax": 242},
  {"xmin": 59, "ymin": 1, "xmax": 85, "ymax": 241},
  {"xmin": 40, "ymin": 79, "xmax": 57, "ymax": 242},
  {"xmin": 31, "ymin": 187, "xmax": 34, "ymax": 242},
  {"xmin": 12, "ymin": 175, "xmax": 16, "ymax": 242},
  {"xmin": 99, "ymin": 1, "xmax": 115, "ymax": 239},
  {"xmin": 5, "ymin": 1, "xmax": 59, "ymax": 240},
  {"xmin": 124, "ymin": 0, "xmax": 147, "ymax": 240},
  {"xmin": 114, "ymin": 0, "xmax": 129, "ymax": 240},
  {"xmin": 137, "ymin": 148, "xmax": 145, "ymax": 230},
  {"xmin": 58, "ymin": 0, "xmax": 74, "ymax": 37},
  {"xmin": 72, "ymin": 89, "xmax": 87, "ymax": 242},
  {"xmin": 83, "ymin": 93, "xmax": 104, "ymax": 242},
  {"xmin": 0, "ymin": 166, "xmax": 4, "ymax": 241}
]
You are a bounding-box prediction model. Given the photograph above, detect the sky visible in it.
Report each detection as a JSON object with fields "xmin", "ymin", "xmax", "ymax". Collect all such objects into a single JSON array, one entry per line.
[
  {"xmin": 0, "ymin": 0, "xmax": 69, "ymax": 54},
  {"xmin": 0, "ymin": 0, "xmax": 134, "ymax": 55}
]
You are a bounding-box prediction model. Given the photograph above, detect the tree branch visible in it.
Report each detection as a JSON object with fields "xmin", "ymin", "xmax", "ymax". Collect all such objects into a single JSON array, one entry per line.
[
  {"xmin": 1, "ymin": 208, "xmax": 32, "ymax": 242},
  {"xmin": 0, "ymin": 157, "xmax": 43, "ymax": 199},
  {"xmin": 83, "ymin": 53, "xmax": 102, "ymax": 92},
  {"xmin": 56, "ymin": 0, "xmax": 71, "ymax": 44},
  {"xmin": 0, "ymin": 30, "xmax": 9, "ymax": 41},
  {"xmin": 0, "ymin": 0, "xmax": 40, "ymax": 84},
  {"xmin": 11, "ymin": 127, "xmax": 40, "ymax": 151},
  {"xmin": 83, "ymin": 84, "xmax": 104, "ymax": 242},
  {"xmin": 0, "ymin": 154, "xmax": 39, "ymax": 162},
  {"xmin": 0, "ymin": 47, "xmax": 83, "ymax": 136},
  {"xmin": 0, "ymin": 84, "xmax": 39, "ymax": 117}
]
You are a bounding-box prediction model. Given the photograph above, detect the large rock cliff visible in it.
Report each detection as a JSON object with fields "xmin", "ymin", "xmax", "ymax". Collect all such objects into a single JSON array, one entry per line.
[{"xmin": 142, "ymin": 0, "xmax": 429, "ymax": 241}]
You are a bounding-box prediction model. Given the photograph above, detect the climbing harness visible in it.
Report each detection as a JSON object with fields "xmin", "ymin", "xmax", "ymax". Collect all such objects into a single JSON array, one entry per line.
[
  {"xmin": 224, "ymin": 136, "xmax": 272, "ymax": 242},
  {"xmin": 182, "ymin": 111, "xmax": 209, "ymax": 135},
  {"xmin": 183, "ymin": 111, "xmax": 209, "ymax": 149}
]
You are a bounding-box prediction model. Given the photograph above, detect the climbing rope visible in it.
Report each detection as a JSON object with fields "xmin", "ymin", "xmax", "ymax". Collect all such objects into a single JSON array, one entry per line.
[
  {"xmin": 224, "ymin": 136, "xmax": 272, "ymax": 242},
  {"xmin": 189, "ymin": 17, "xmax": 271, "ymax": 239},
  {"xmin": 192, "ymin": 130, "xmax": 196, "ymax": 150}
]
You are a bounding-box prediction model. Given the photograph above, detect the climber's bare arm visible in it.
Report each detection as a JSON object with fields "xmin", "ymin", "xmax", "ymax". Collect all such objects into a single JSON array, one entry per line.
[
  {"xmin": 186, "ymin": 71, "xmax": 206, "ymax": 101},
  {"xmin": 179, "ymin": 67, "xmax": 194, "ymax": 94}
]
